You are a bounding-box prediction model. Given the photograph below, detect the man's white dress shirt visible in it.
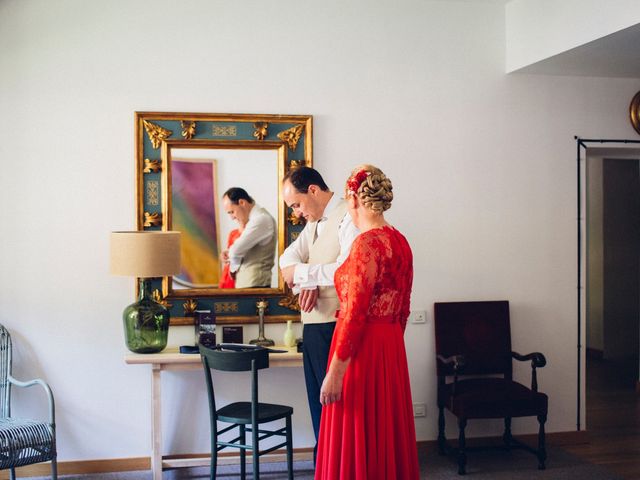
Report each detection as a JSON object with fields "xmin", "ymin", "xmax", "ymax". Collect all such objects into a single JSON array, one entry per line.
[
  {"xmin": 279, "ymin": 194, "xmax": 359, "ymax": 290},
  {"xmin": 229, "ymin": 204, "xmax": 276, "ymax": 273}
]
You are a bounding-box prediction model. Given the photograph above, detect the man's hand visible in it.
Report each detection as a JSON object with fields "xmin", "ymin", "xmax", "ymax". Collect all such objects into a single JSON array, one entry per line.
[
  {"xmin": 281, "ymin": 265, "xmax": 296, "ymax": 288},
  {"xmin": 220, "ymin": 249, "xmax": 229, "ymax": 264},
  {"xmin": 298, "ymin": 287, "xmax": 319, "ymax": 313}
]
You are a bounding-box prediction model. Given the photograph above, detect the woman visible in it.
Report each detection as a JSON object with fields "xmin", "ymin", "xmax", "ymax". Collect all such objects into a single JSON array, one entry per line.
[
  {"xmin": 315, "ymin": 165, "xmax": 419, "ymax": 480},
  {"xmin": 219, "ymin": 226, "xmax": 243, "ymax": 288}
]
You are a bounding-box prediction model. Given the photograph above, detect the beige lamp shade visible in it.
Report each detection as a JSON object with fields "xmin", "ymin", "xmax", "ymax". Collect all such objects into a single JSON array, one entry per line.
[{"xmin": 110, "ymin": 231, "xmax": 181, "ymax": 278}]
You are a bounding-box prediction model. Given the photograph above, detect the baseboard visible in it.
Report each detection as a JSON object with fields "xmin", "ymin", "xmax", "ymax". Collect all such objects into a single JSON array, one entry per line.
[
  {"xmin": 0, "ymin": 457, "xmax": 149, "ymax": 479},
  {"xmin": 586, "ymin": 347, "xmax": 604, "ymax": 360},
  {"xmin": 0, "ymin": 433, "xmax": 588, "ymax": 478},
  {"xmin": 585, "ymin": 347, "xmax": 604, "ymax": 360},
  {"xmin": 0, "ymin": 449, "xmax": 315, "ymax": 479},
  {"xmin": 418, "ymin": 430, "xmax": 589, "ymax": 450},
  {"xmin": 514, "ymin": 430, "xmax": 589, "ymax": 446}
]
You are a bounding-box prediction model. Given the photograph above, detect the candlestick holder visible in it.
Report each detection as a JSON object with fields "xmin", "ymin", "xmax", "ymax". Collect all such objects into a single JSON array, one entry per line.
[{"xmin": 249, "ymin": 299, "xmax": 275, "ymax": 347}]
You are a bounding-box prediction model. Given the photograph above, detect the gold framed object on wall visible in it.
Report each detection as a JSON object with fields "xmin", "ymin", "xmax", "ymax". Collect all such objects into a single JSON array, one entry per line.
[
  {"xmin": 630, "ymin": 90, "xmax": 640, "ymax": 135},
  {"xmin": 135, "ymin": 112, "xmax": 312, "ymax": 324}
]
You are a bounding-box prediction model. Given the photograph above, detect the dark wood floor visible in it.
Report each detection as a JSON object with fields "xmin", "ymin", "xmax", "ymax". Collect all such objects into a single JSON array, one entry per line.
[{"xmin": 565, "ymin": 357, "xmax": 640, "ymax": 480}]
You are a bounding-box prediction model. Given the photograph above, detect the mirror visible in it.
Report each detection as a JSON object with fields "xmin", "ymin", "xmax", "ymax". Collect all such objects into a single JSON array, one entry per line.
[
  {"xmin": 135, "ymin": 112, "xmax": 312, "ymax": 323},
  {"xmin": 162, "ymin": 140, "xmax": 286, "ymax": 294}
]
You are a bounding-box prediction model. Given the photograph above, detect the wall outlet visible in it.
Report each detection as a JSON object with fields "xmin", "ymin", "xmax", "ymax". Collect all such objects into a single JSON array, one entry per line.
[
  {"xmin": 410, "ymin": 310, "xmax": 427, "ymax": 324},
  {"xmin": 413, "ymin": 403, "xmax": 426, "ymax": 417}
]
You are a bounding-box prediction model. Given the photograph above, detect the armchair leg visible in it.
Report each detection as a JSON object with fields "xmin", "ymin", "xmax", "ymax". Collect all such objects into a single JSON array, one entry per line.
[
  {"xmin": 457, "ymin": 418, "xmax": 467, "ymax": 475},
  {"xmin": 503, "ymin": 417, "xmax": 513, "ymax": 450},
  {"xmin": 51, "ymin": 456, "xmax": 58, "ymax": 480},
  {"xmin": 9, "ymin": 467, "xmax": 15, "ymax": 480},
  {"xmin": 438, "ymin": 406, "xmax": 447, "ymax": 455},
  {"xmin": 537, "ymin": 415, "xmax": 547, "ymax": 470}
]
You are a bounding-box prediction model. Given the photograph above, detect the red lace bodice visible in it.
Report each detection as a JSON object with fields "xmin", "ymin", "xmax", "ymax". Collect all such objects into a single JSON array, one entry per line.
[{"xmin": 333, "ymin": 226, "xmax": 413, "ymax": 360}]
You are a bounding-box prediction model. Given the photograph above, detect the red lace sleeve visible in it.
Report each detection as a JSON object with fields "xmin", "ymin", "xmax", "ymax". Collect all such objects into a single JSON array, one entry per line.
[
  {"xmin": 334, "ymin": 235, "xmax": 379, "ymax": 361},
  {"xmin": 399, "ymin": 266, "xmax": 413, "ymax": 333}
]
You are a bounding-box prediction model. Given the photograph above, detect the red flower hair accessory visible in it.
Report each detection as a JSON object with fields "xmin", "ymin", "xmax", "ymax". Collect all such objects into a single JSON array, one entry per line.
[{"xmin": 347, "ymin": 169, "xmax": 370, "ymax": 195}]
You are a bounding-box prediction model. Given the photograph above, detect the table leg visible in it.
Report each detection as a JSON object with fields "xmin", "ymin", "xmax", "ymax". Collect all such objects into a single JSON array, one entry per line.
[{"xmin": 151, "ymin": 365, "xmax": 162, "ymax": 480}]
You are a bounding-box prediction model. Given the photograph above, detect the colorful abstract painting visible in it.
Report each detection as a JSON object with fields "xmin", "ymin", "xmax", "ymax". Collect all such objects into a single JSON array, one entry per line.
[{"xmin": 171, "ymin": 159, "xmax": 220, "ymax": 287}]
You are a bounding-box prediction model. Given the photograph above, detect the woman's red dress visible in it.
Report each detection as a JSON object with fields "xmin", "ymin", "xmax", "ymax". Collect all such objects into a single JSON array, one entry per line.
[
  {"xmin": 315, "ymin": 226, "xmax": 420, "ymax": 480},
  {"xmin": 219, "ymin": 229, "xmax": 242, "ymax": 289}
]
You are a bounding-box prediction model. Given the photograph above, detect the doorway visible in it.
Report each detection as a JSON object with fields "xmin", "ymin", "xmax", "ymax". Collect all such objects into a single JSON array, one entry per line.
[{"xmin": 582, "ymin": 144, "xmax": 640, "ymax": 426}]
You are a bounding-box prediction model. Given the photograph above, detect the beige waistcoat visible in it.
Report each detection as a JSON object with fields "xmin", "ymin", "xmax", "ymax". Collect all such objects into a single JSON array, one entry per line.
[
  {"xmin": 301, "ymin": 200, "xmax": 348, "ymax": 324},
  {"xmin": 235, "ymin": 209, "xmax": 276, "ymax": 288}
]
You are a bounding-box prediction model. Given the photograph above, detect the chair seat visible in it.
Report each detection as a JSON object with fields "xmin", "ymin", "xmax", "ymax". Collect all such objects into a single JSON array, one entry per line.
[
  {"xmin": 441, "ymin": 378, "xmax": 548, "ymax": 419},
  {"xmin": 0, "ymin": 418, "xmax": 55, "ymax": 469},
  {"xmin": 218, "ymin": 402, "xmax": 294, "ymax": 424}
]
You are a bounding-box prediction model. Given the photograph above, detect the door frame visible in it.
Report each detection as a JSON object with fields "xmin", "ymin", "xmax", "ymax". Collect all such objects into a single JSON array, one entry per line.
[{"xmin": 576, "ymin": 137, "xmax": 640, "ymax": 431}]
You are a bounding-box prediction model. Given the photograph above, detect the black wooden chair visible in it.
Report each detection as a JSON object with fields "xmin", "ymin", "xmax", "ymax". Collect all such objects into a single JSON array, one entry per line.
[
  {"xmin": 0, "ymin": 324, "xmax": 57, "ymax": 479},
  {"xmin": 434, "ymin": 301, "xmax": 548, "ymax": 475},
  {"xmin": 200, "ymin": 344, "xmax": 293, "ymax": 480}
]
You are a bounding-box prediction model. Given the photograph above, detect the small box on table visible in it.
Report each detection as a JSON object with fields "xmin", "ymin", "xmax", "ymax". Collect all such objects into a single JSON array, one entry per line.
[{"xmin": 222, "ymin": 326, "xmax": 243, "ymax": 344}]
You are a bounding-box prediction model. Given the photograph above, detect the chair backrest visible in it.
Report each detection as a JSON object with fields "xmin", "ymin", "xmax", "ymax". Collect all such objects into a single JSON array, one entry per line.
[
  {"xmin": 434, "ymin": 301, "xmax": 512, "ymax": 378},
  {"xmin": 199, "ymin": 345, "xmax": 269, "ymax": 419},
  {"xmin": 0, "ymin": 325, "xmax": 11, "ymax": 418},
  {"xmin": 200, "ymin": 345, "xmax": 269, "ymax": 372}
]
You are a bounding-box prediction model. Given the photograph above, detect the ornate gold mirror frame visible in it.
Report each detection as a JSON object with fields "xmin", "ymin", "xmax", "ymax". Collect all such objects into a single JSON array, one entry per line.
[{"xmin": 135, "ymin": 112, "xmax": 311, "ymax": 324}]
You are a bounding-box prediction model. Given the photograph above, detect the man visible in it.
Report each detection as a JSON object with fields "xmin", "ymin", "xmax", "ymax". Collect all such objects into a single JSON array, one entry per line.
[
  {"xmin": 279, "ymin": 167, "xmax": 359, "ymax": 459},
  {"xmin": 221, "ymin": 187, "xmax": 276, "ymax": 288}
]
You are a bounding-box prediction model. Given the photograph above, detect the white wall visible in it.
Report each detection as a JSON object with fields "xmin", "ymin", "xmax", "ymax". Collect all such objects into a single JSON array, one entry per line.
[{"xmin": 1, "ymin": 0, "xmax": 639, "ymax": 463}]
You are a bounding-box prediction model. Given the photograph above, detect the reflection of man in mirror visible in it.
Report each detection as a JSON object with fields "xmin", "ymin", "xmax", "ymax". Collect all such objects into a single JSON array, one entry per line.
[
  {"xmin": 221, "ymin": 187, "xmax": 276, "ymax": 288},
  {"xmin": 279, "ymin": 167, "xmax": 359, "ymax": 461}
]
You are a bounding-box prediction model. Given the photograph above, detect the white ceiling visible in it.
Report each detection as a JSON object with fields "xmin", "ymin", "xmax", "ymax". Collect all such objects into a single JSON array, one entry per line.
[{"xmin": 513, "ymin": 22, "xmax": 640, "ymax": 78}]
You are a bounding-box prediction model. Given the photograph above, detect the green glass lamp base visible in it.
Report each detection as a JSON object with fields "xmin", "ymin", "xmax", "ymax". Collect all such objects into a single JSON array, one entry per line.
[{"xmin": 123, "ymin": 279, "xmax": 170, "ymax": 354}]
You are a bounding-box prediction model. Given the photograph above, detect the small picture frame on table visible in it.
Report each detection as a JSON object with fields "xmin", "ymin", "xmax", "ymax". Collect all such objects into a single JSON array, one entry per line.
[{"xmin": 223, "ymin": 326, "xmax": 244, "ymax": 344}]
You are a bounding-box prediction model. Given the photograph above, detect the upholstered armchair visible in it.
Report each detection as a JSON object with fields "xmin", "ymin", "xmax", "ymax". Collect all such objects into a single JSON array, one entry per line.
[
  {"xmin": 434, "ymin": 301, "xmax": 547, "ymax": 475},
  {"xmin": 0, "ymin": 325, "xmax": 57, "ymax": 479}
]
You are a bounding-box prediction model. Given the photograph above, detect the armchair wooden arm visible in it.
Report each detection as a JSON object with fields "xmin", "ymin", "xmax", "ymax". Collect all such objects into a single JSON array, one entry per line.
[
  {"xmin": 512, "ymin": 351, "xmax": 547, "ymax": 392},
  {"xmin": 437, "ymin": 354, "xmax": 466, "ymax": 396},
  {"xmin": 437, "ymin": 354, "xmax": 466, "ymax": 371},
  {"xmin": 512, "ymin": 351, "xmax": 546, "ymax": 368}
]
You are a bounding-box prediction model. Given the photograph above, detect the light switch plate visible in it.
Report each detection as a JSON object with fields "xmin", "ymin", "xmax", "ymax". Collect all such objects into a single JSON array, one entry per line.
[
  {"xmin": 413, "ymin": 403, "xmax": 426, "ymax": 417},
  {"xmin": 410, "ymin": 310, "xmax": 427, "ymax": 324}
]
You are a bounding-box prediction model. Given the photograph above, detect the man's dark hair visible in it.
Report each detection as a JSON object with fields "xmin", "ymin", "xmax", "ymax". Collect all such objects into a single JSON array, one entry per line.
[
  {"xmin": 283, "ymin": 166, "xmax": 329, "ymax": 194},
  {"xmin": 223, "ymin": 187, "xmax": 254, "ymax": 204}
]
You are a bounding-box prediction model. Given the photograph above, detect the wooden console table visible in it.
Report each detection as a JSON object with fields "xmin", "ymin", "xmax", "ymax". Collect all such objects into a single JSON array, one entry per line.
[{"xmin": 125, "ymin": 346, "xmax": 303, "ymax": 480}]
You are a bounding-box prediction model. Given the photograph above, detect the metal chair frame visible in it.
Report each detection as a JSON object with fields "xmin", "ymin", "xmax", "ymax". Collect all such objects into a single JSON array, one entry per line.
[{"xmin": 0, "ymin": 325, "xmax": 57, "ymax": 479}]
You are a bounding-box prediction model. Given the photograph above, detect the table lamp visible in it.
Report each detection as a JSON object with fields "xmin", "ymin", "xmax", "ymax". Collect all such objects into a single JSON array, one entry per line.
[{"xmin": 110, "ymin": 231, "xmax": 181, "ymax": 353}]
